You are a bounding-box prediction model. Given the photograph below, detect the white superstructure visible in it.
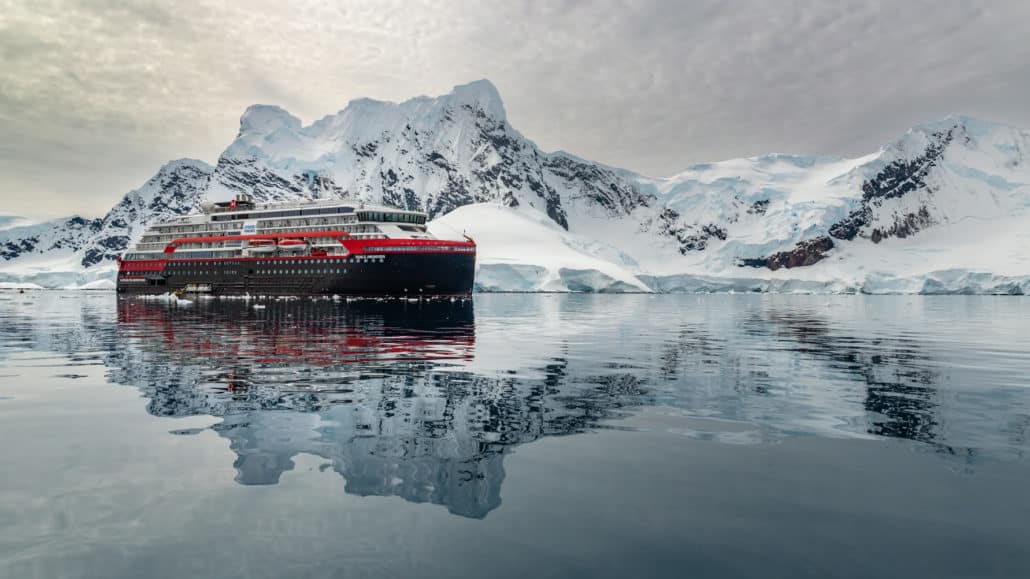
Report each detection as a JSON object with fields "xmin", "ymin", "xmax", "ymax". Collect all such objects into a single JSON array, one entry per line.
[{"xmin": 123, "ymin": 195, "xmax": 433, "ymax": 261}]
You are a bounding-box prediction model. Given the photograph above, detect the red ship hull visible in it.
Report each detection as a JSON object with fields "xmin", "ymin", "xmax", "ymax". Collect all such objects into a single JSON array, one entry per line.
[{"xmin": 117, "ymin": 232, "xmax": 476, "ymax": 296}]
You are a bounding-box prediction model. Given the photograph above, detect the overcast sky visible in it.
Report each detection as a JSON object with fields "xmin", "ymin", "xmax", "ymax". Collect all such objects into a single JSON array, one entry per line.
[{"xmin": 2, "ymin": 0, "xmax": 1029, "ymax": 220}]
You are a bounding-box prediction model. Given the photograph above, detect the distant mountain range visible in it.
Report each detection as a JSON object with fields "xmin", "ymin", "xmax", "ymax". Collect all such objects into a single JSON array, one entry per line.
[{"xmin": 2, "ymin": 80, "xmax": 1029, "ymax": 293}]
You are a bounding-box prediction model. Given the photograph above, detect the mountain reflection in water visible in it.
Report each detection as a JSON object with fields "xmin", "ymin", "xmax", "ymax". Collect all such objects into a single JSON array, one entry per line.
[{"xmin": 2, "ymin": 293, "xmax": 1028, "ymax": 522}]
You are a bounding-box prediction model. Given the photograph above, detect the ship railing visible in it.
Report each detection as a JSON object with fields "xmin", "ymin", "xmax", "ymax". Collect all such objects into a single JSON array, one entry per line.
[
  {"xmin": 163, "ymin": 230, "xmax": 354, "ymax": 254},
  {"xmin": 202, "ymin": 198, "xmax": 368, "ymax": 215}
]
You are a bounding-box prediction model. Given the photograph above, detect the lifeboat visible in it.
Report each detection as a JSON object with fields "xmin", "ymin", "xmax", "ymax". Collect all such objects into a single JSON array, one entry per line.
[
  {"xmin": 244, "ymin": 239, "xmax": 276, "ymax": 256},
  {"xmin": 277, "ymin": 239, "xmax": 308, "ymax": 253}
]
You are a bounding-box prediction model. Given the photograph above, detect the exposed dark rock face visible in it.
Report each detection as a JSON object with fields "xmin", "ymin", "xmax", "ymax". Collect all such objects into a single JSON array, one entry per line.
[
  {"xmin": 2, "ymin": 237, "xmax": 39, "ymax": 260},
  {"xmin": 739, "ymin": 126, "xmax": 958, "ymax": 271},
  {"xmin": 747, "ymin": 199, "xmax": 770, "ymax": 215},
  {"xmin": 870, "ymin": 205, "xmax": 935, "ymax": 242},
  {"xmin": 655, "ymin": 208, "xmax": 729, "ymax": 253},
  {"xmin": 681, "ymin": 224, "xmax": 728, "ymax": 251},
  {"xmin": 830, "ymin": 128, "xmax": 953, "ymax": 242},
  {"xmin": 212, "ymin": 156, "xmax": 323, "ymax": 202},
  {"xmin": 543, "ymin": 154, "xmax": 651, "ymax": 217},
  {"xmin": 1, "ymin": 217, "xmax": 102, "ymax": 262},
  {"xmin": 739, "ymin": 236, "xmax": 835, "ymax": 270}
]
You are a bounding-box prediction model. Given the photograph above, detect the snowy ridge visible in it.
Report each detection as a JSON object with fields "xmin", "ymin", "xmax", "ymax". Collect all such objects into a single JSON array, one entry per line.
[{"xmin": 2, "ymin": 80, "xmax": 1029, "ymax": 294}]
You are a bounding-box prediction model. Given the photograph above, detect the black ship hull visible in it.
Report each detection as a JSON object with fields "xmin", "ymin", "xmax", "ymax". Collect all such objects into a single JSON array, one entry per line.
[{"xmin": 117, "ymin": 252, "xmax": 476, "ymax": 297}]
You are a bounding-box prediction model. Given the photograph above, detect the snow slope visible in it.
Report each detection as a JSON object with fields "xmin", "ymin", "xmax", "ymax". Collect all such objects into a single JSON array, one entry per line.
[{"xmin": 429, "ymin": 204, "xmax": 649, "ymax": 292}]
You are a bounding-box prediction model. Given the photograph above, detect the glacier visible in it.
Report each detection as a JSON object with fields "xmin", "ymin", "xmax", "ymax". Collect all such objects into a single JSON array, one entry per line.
[{"xmin": 2, "ymin": 81, "xmax": 1028, "ymax": 294}]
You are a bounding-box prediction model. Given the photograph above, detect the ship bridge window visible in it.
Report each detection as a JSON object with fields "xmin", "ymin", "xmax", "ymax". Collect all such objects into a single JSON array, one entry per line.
[
  {"xmin": 356, "ymin": 211, "xmax": 426, "ymax": 225},
  {"xmin": 245, "ymin": 206, "xmax": 353, "ymax": 220}
]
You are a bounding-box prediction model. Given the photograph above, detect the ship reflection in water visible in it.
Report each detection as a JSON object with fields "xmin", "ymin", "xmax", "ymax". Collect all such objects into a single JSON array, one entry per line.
[
  {"xmin": 101, "ymin": 295, "xmax": 1030, "ymax": 520},
  {"xmin": 112, "ymin": 298, "xmax": 649, "ymax": 519}
]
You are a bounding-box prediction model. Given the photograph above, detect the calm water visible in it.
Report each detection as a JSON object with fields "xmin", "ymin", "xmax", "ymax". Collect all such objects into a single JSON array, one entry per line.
[{"xmin": 1, "ymin": 292, "xmax": 1029, "ymax": 578}]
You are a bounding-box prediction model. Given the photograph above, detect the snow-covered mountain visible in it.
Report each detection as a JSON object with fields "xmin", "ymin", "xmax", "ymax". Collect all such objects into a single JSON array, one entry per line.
[
  {"xmin": 0, "ymin": 159, "xmax": 211, "ymax": 287},
  {"xmin": 205, "ymin": 79, "xmax": 650, "ymax": 230},
  {"xmin": 641, "ymin": 116, "xmax": 1030, "ymax": 293},
  {"xmin": 2, "ymin": 80, "xmax": 1029, "ymax": 293}
]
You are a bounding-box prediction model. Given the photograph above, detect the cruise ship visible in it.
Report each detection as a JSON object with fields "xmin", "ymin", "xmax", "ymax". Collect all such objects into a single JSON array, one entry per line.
[{"xmin": 116, "ymin": 194, "xmax": 476, "ymax": 296}]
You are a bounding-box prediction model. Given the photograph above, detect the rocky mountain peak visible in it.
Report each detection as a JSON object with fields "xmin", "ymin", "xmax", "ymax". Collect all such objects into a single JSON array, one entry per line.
[
  {"xmin": 446, "ymin": 79, "xmax": 507, "ymax": 121},
  {"xmin": 205, "ymin": 80, "xmax": 647, "ymax": 232}
]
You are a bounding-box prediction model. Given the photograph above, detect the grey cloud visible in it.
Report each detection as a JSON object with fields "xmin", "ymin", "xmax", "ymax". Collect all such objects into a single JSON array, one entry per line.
[{"xmin": 1, "ymin": 0, "xmax": 1029, "ymax": 219}]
